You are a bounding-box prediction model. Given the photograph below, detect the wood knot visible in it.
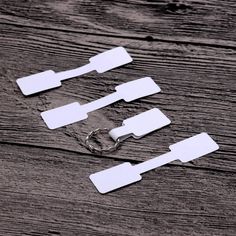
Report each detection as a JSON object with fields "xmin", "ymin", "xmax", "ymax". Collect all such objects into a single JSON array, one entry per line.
[{"xmin": 145, "ymin": 36, "xmax": 154, "ymax": 42}]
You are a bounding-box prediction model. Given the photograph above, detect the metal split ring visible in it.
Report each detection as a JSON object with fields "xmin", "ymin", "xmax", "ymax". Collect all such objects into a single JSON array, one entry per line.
[{"xmin": 85, "ymin": 128, "xmax": 121, "ymax": 154}]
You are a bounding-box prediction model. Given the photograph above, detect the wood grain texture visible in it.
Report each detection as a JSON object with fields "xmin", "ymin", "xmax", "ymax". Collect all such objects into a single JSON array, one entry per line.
[
  {"xmin": 0, "ymin": 24, "xmax": 235, "ymax": 169},
  {"xmin": 0, "ymin": 0, "xmax": 235, "ymax": 235},
  {"xmin": 0, "ymin": 0, "xmax": 236, "ymax": 47},
  {"xmin": 0, "ymin": 144, "xmax": 236, "ymax": 236}
]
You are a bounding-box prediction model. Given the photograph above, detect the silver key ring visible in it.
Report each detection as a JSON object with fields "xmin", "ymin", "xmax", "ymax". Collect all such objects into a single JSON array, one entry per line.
[{"xmin": 85, "ymin": 128, "xmax": 121, "ymax": 154}]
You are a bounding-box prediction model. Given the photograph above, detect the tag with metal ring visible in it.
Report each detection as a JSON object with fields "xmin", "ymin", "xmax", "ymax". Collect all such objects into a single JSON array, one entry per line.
[
  {"xmin": 84, "ymin": 108, "xmax": 171, "ymax": 154},
  {"xmin": 85, "ymin": 128, "xmax": 121, "ymax": 154}
]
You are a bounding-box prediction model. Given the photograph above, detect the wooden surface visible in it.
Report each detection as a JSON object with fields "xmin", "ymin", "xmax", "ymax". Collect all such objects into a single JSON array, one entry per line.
[{"xmin": 0, "ymin": 0, "xmax": 235, "ymax": 235}]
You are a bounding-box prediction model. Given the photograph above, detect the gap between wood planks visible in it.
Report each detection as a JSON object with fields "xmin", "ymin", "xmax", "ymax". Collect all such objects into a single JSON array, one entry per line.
[{"xmin": 0, "ymin": 141, "xmax": 234, "ymax": 175}]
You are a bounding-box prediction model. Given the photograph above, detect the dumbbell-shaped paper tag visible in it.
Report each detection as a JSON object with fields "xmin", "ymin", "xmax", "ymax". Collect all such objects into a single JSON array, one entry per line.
[
  {"xmin": 41, "ymin": 77, "xmax": 161, "ymax": 129},
  {"xmin": 16, "ymin": 47, "xmax": 133, "ymax": 95},
  {"xmin": 90, "ymin": 133, "xmax": 219, "ymax": 194}
]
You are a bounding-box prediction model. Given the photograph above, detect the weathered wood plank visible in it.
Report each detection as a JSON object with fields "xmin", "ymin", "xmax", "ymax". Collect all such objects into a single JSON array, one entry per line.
[
  {"xmin": 0, "ymin": 144, "xmax": 235, "ymax": 236},
  {"xmin": 0, "ymin": 1, "xmax": 235, "ymax": 235},
  {"xmin": 0, "ymin": 0, "xmax": 236, "ymax": 47},
  {"xmin": 0, "ymin": 24, "xmax": 235, "ymax": 172}
]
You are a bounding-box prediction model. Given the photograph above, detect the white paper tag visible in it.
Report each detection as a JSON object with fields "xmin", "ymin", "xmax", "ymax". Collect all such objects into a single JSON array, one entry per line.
[
  {"xmin": 41, "ymin": 77, "xmax": 161, "ymax": 129},
  {"xmin": 90, "ymin": 163, "xmax": 142, "ymax": 194},
  {"xmin": 115, "ymin": 77, "xmax": 160, "ymax": 102},
  {"xmin": 109, "ymin": 108, "xmax": 171, "ymax": 141},
  {"xmin": 169, "ymin": 132, "xmax": 219, "ymax": 162},
  {"xmin": 90, "ymin": 46, "xmax": 133, "ymax": 73},
  {"xmin": 41, "ymin": 102, "xmax": 88, "ymax": 130},
  {"xmin": 16, "ymin": 47, "xmax": 133, "ymax": 95},
  {"xmin": 90, "ymin": 133, "xmax": 219, "ymax": 194},
  {"xmin": 16, "ymin": 70, "xmax": 61, "ymax": 96}
]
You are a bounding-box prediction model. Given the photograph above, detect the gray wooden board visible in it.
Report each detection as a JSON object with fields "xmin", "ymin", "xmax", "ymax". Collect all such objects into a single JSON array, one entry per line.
[
  {"xmin": 0, "ymin": 144, "xmax": 236, "ymax": 236},
  {"xmin": 0, "ymin": 0, "xmax": 235, "ymax": 235},
  {"xmin": 0, "ymin": 0, "xmax": 236, "ymax": 47}
]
